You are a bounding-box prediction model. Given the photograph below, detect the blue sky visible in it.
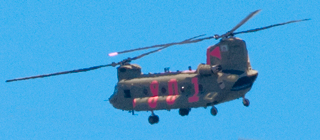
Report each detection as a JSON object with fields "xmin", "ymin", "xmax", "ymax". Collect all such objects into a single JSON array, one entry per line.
[{"xmin": 1, "ymin": 1, "xmax": 319, "ymax": 139}]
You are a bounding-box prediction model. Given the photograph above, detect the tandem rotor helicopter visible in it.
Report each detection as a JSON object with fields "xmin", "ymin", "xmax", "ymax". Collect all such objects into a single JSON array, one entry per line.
[{"xmin": 7, "ymin": 10, "xmax": 309, "ymax": 125}]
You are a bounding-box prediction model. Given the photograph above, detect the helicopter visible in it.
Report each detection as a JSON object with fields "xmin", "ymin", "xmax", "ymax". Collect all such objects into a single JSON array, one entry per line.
[{"xmin": 6, "ymin": 10, "xmax": 309, "ymax": 125}]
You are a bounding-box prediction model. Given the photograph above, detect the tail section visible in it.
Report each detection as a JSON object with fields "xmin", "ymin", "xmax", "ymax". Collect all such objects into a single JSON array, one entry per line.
[{"xmin": 206, "ymin": 37, "xmax": 250, "ymax": 73}]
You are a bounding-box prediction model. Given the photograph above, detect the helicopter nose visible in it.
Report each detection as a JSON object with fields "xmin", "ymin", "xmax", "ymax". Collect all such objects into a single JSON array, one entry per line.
[{"xmin": 108, "ymin": 94, "xmax": 117, "ymax": 105}]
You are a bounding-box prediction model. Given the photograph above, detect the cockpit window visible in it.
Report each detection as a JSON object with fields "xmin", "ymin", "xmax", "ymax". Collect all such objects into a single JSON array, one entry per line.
[{"xmin": 113, "ymin": 84, "xmax": 118, "ymax": 94}]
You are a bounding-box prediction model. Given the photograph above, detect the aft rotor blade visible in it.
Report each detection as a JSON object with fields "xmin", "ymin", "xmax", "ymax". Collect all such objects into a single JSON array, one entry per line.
[
  {"xmin": 233, "ymin": 18, "xmax": 310, "ymax": 35},
  {"xmin": 108, "ymin": 34, "xmax": 207, "ymax": 57},
  {"xmin": 6, "ymin": 63, "xmax": 118, "ymax": 82},
  {"xmin": 218, "ymin": 9, "xmax": 261, "ymax": 39}
]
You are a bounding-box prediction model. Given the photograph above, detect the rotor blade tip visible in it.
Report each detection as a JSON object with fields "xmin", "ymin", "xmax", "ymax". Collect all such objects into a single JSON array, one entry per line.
[
  {"xmin": 254, "ymin": 9, "xmax": 262, "ymax": 15},
  {"xmin": 108, "ymin": 52, "xmax": 118, "ymax": 57},
  {"xmin": 6, "ymin": 79, "xmax": 14, "ymax": 82}
]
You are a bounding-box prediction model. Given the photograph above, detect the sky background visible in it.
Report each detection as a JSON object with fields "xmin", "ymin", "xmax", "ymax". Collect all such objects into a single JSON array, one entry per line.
[{"xmin": 1, "ymin": 1, "xmax": 319, "ymax": 140}]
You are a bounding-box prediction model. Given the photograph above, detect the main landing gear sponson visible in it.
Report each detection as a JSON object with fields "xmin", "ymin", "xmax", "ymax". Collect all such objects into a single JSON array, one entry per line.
[
  {"xmin": 243, "ymin": 97, "xmax": 250, "ymax": 107},
  {"xmin": 148, "ymin": 111, "xmax": 159, "ymax": 125},
  {"xmin": 179, "ymin": 108, "xmax": 191, "ymax": 116},
  {"xmin": 148, "ymin": 97, "xmax": 249, "ymax": 124}
]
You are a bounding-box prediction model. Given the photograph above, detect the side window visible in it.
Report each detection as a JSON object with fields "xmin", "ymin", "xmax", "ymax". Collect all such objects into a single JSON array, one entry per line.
[{"xmin": 124, "ymin": 90, "xmax": 131, "ymax": 98}]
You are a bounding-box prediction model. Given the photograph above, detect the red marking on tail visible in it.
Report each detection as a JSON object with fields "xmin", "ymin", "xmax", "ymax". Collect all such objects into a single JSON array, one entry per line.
[
  {"xmin": 207, "ymin": 46, "xmax": 221, "ymax": 64},
  {"xmin": 210, "ymin": 47, "xmax": 221, "ymax": 59},
  {"xmin": 206, "ymin": 47, "xmax": 211, "ymax": 64}
]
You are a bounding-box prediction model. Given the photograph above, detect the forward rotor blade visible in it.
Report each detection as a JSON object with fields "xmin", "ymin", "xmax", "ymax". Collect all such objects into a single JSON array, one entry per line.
[
  {"xmin": 136, "ymin": 36, "xmax": 217, "ymax": 61},
  {"xmin": 130, "ymin": 46, "xmax": 167, "ymax": 61},
  {"xmin": 233, "ymin": 18, "xmax": 310, "ymax": 35},
  {"xmin": 6, "ymin": 63, "xmax": 118, "ymax": 82},
  {"xmin": 129, "ymin": 35, "xmax": 215, "ymax": 61},
  {"xmin": 6, "ymin": 34, "xmax": 215, "ymax": 82},
  {"xmin": 218, "ymin": 9, "xmax": 261, "ymax": 39},
  {"xmin": 108, "ymin": 44, "xmax": 166, "ymax": 57},
  {"xmin": 108, "ymin": 34, "xmax": 206, "ymax": 57}
]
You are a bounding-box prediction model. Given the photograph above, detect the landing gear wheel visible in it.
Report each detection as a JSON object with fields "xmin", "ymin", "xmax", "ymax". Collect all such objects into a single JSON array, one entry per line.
[
  {"xmin": 148, "ymin": 111, "xmax": 159, "ymax": 125},
  {"xmin": 243, "ymin": 98, "xmax": 250, "ymax": 107},
  {"xmin": 210, "ymin": 106, "xmax": 218, "ymax": 116},
  {"xmin": 179, "ymin": 108, "xmax": 191, "ymax": 116},
  {"xmin": 148, "ymin": 115, "xmax": 159, "ymax": 125}
]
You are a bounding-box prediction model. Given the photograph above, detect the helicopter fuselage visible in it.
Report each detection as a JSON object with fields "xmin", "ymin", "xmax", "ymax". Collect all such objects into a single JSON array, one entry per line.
[
  {"xmin": 109, "ymin": 66, "xmax": 258, "ymax": 111},
  {"xmin": 109, "ymin": 37, "xmax": 258, "ymax": 112},
  {"xmin": 5, "ymin": 10, "xmax": 308, "ymax": 125}
]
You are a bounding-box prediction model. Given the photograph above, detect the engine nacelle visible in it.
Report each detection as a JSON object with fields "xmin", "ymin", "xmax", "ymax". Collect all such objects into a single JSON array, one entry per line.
[
  {"xmin": 117, "ymin": 64, "xmax": 142, "ymax": 81},
  {"xmin": 197, "ymin": 64, "xmax": 211, "ymax": 76},
  {"xmin": 197, "ymin": 63, "xmax": 221, "ymax": 76},
  {"xmin": 211, "ymin": 65, "xmax": 222, "ymax": 74}
]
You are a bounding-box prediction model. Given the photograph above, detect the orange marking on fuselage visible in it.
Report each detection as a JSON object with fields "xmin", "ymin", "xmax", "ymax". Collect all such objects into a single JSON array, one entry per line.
[
  {"xmin": 168, "ymin": 79, "xmax": 178, "ymax": 95},
  {"xmin": 133, "ymin": 98, "xmax": 137, "ymax": 108},
  {"xmin": 148, "ymin": 80, "xmax": 159, "ymax": 108},
  {"xmin": 166, "ymin": 95, "xmax": 177, "ymax": 105},
  {"xmin": 207, "ymin": 46, "xmax": 221, "ymax": 64},
  {"xmin": 148, "ymin": 96, "xmax": 159, "ymax": 108},
  {"xmin": 150, "ymin": 80, "xmax": 159, "ymax": 97}
]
